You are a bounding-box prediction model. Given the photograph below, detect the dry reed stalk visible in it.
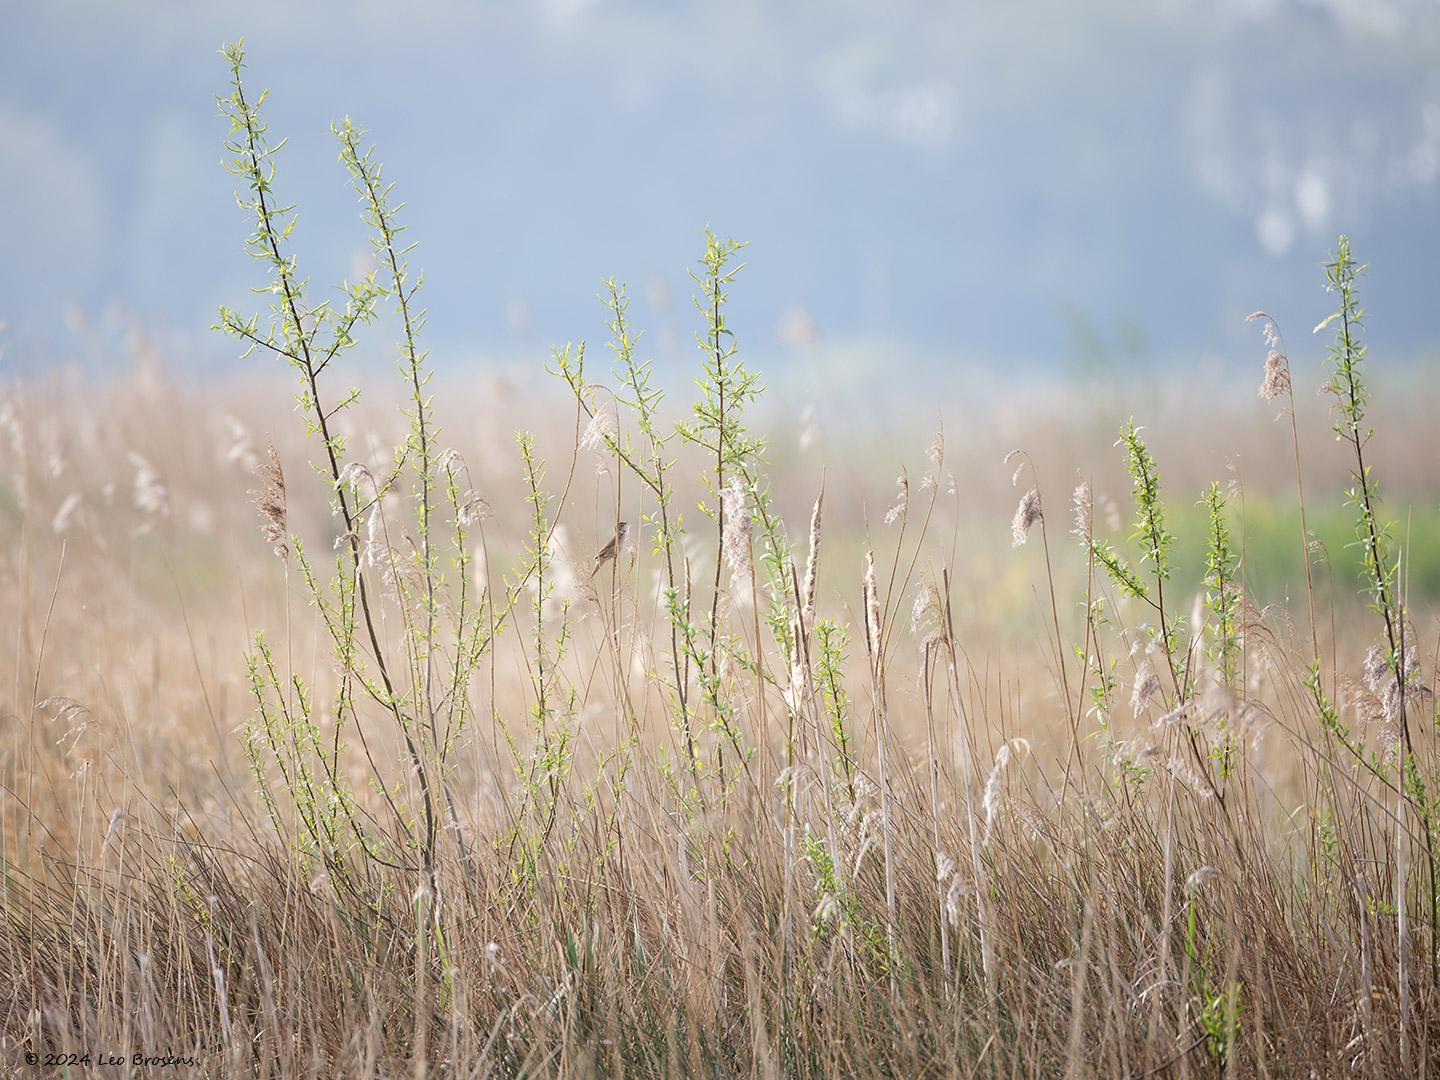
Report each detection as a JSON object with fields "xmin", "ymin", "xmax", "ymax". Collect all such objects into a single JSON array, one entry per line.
[
  {"xmin": 788, "ymin": 563, "xmax": 843, "ymax": 946},
  {"xmin": 1395, "ymin": 782, "xmax": 1411, "ymax": 1074},
  {"xmin": 1249, "ymin": 311, "xmax": 1321, "ymax": 669},
  {"xmin": 940, "ymin": 568, "xmax": 995, "ymax": 998},
  {"xmin": 862, "ymin": 549, "xmax": 898, "ymax": 997},
  {"xmin": 1008, "ymin": 449, "xmax": 1076, "ymax": 758},
  {"xmin": 920, "ymin": 629, "xmax": 951, "ymax": 991}
]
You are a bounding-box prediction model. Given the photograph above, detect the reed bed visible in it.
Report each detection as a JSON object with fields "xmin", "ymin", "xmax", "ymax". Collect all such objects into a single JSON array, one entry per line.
[{"xmin": 1, "ymin": 42, "xmax": 1438, "ymax": 1078}]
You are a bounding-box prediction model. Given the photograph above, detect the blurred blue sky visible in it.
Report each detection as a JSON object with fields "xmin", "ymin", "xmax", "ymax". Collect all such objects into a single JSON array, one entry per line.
[{"xmin": 2, "ymin": 1, "xmax": 1438, "ymax": 378}]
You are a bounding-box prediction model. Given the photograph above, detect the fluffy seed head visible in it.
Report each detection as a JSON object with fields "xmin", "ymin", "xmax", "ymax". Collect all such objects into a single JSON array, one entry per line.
[
  {"xmin": 1185, "ymin": 865, "xmax": 1218, "ymax": 894},
  {"xmin": 336, "ymin": 461, "xmax": 376, "ymax": 490},
  {"xmin": 926, "ymin": 432, "xmax": 944, "ymax": 469},
  {"xmin": 224, "ymin": 415, "xmax": 259, "ymax": 471},
  {"xmin": 130, "ymin": 453, "xmax": 169, "ymax": 521},
  {"xmin": 1071, "ymin": 481, "xmax": 1092, "ymax": 540},
  {"xmin": 0, "ymin": 398, "xmax": 24, "ymax": 459},
  {"xmin": 1259, "ymin": 349, "xmax": 1291, "ymax": 401},
  {"xmin": 457, "ymin": 492, "xmax": 490, "ymax": 527},
  {"xmin": 1362, "ymin": 644, "xmax": 1389, "ymax": 693},
  {"xmin": 579, "ymin": 407, "xmax": 617, "ymax": 453},
  {"xmin": 721, "ymin": 477, "xmax": 752, "ymax": 581},
  {"xmin": 945, "ymin": 874, "xmax": 968, "ymax": 927},
  {"xmin": 935, "ymin": 851, "xmax": 955, "ymax": 883},
  {"xmin": 910, "ymin": 580, "xmax": 946, "ymax": 649},
  {"xmin": 884, "ymin": 473, "xmax": 908, "ymax": 526},
  {"xmin": 439, "ymin": 446, "xmax": 464, "ymax": 473},
  {"xmin": 812, "ymin": 893, "xmax": 840, "ymax": 926},
  {"xmin": 1011, "ymin": 489, "xmax": 1042, "ymax": 546},
  {"xmin": 52, "ymin": 493, "xmax": 82, "ymax": 534},
  {"xmin": 864, "ymin": 549, "xmax": 882, "ymax": 653},
  {"xmin": 981, "ymin": 738, "xmax": 1030, "ymax": 843},
  {"xmin": 364, "ymin": 499, "xmax": 386, "ymax": 568},
  {"xmin": 250, "ymin": 442, "xmax": 288, "ymax": 563},
  {"xmin": 802, "ymin": 490, "xmax": 823, "ymax": 626},
  {"xmin": 1364, "ymin": 633, "xmax": 1426, "ymax": 726},
  {"xmin": 1131, "ymin": 661, "xmax": 1161, "ymax": 718},
  {"xmin": 1249, "ymin": 312, "xmax": 1292, "ymax": 401}
]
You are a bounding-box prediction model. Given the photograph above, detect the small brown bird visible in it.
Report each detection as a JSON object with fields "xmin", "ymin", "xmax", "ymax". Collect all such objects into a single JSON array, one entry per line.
[{"xmin": 591, "ymin": 521, "xmax": 630, "ymax": 575}]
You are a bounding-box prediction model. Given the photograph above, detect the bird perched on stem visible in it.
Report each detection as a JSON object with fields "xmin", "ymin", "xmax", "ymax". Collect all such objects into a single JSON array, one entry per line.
[{"xmin": 591, "ymin": 521, "xmax": 630, "ymax": 576}]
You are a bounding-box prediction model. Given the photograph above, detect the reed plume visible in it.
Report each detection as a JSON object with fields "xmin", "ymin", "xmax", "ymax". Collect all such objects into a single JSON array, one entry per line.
[{"xmin": 250, "ymin": 440, "xmax": 288, "ymax": 563}]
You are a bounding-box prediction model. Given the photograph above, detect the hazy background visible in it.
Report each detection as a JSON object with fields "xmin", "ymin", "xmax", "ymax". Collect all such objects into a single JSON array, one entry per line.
[{"xmin": 2, "ymin": 0, "xmax": 1438, "ymax": 380}]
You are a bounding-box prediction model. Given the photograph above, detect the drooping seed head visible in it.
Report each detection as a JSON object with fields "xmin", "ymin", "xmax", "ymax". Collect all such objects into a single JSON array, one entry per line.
[
  {"xmin": 336, "ymin": 461, "xmax": 376, "ymax": 491},
  {"xmin": 1131, "ymin": 661, "xmax": 1160, "ymax": 718},
  {"xmin": 457, "ymin": 492, "xmax": 490, "ymax": 527},
  {"xmin": 1185, "ymin": 865, "xmax": 1218, "ymax": 894},
  {"xmin": 981, "ymin": 738, "xmax": 1030, "ymax": 843},
  {"xmin": 1011, "ymin": 489, "xmax": 1042, "ymax": 546},
  {"xmin": 910, "ymin": 580, "xmax": 946, "ymax": 649},
  {"xmin": 1259, "ymin": 349, "xmax": 1291, "ymax": 401},
  {"xmin": 579, "ymin": 406, "xmax": 617, "ymax": 453},
  {"xmin": 1249, "ymin": 312, "xmax": 1292, "ymax": 401},
  {"xmin": 884, "ymin": 473, "xmax": 908, "ymax": 526}
]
